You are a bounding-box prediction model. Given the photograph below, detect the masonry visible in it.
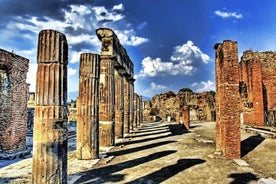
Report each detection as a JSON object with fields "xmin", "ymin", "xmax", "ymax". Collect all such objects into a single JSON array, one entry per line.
[
  {"xmin": 0, "ymin": 49, "xmax": 29, "ymax": 155},
  {"xmin": 214, "ymin": 40, "xmax": 241, "ymax": 159},
  {"xmin": 240, "ymin": 50, "xmax": 276, "ymax": 126}
]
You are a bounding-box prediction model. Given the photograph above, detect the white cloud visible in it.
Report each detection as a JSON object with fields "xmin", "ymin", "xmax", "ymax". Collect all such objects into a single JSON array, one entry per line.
[
  {"xmin": 137, "ymin": 41, "xmax": 210, "ymax": 78},
  {"xmin": 142, "ymin": 82, "xmax": 169, "ymax": 97},
  {"xmin": 26, "ymin": 63, "xmax": 37, "ymax": 92},
  {"xmin": 92, "ymin": 4, "xmax": 125, "ymax": 22},
  {"xmin": 116, "ymin": 29, "xmax": 148, "ymax": 46},
  {"xmin": 214, "ymin": 10, "xmax": 243, "ymax": 19},
  {"xmin": 68, "ymin": 68, "xmax": 77, "ymax": 76},
  {"xmin": 191, "ymin": 80, "xmax": 215, "ymax": 93}
]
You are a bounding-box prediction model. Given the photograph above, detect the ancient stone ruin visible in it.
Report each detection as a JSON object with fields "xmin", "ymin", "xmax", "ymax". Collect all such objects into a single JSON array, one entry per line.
[
  {"xmin": 0, "ymin": 49, "xmax": 29, "ymax": 158},
  {"xmin": 32, "ymin": 29, "xmax": 68, "ymax": 183},
  {"xmin": 143, "ymin": 89, "xmax": 216, "ymax": 123},
  {"xmin": 96, "ymin": 28, "xmax": 137, "ymax": 146},
  {"xmin": 214, "ymin": 40, "xmax": 241, "ymax": 159},
  {"xmin": 77, "ymin": 53, "xmax": 100, "ymax": 160},
  {"xmin": 240, "ymin": 50, "xmax": 276, "ymax": 126}
]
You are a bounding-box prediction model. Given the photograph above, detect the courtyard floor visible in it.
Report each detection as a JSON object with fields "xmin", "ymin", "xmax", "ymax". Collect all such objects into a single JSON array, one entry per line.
[{"xmin": 0, "ymin": 121, "xmax": 276, "ymax": 184}]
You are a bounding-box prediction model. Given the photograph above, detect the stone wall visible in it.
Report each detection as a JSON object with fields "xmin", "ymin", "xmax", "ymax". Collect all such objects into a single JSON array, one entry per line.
[
  {"xmin": 0, "ymin": 48, "xmax": 29, "ymax": 153},
  {"xmin": 143, "ymin": 90, "xmax": 215, "ymax": 122}
]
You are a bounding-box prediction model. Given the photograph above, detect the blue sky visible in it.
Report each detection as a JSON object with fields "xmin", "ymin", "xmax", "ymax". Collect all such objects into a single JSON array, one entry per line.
[{"xmin": 1, "ymin": 0, "xmax": 276, "ymax": 100}]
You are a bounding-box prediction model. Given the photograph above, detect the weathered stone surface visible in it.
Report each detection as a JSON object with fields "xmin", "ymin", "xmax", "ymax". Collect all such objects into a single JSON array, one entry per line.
[
  {"xmin": 143, "ymin": 90, "xmax": 215, "ymax": 123},
  {"xmin": 77, "ymin": 53, "xmax": 100, "ymax": 159},
  {"xmin": 32, "ymin": 29, "xmax": 68, "ymax": 183},
  {"xmin": 240, "ymin": 50, "xmax": 276, "ymax": 126},
  {"xmin": 182, "ymin": 106, "xmax": 190, "ymax": 129},
  {"xmin": 115, "ymin": 70, "xmax": 124, "ymax": 138},
  {"xmin": 0, "ymin": 48, "xmax": 29, "ymax": 154},
  {"xmin": 214, "ymin": 40, "xmax": 240, "ymax": 159}
]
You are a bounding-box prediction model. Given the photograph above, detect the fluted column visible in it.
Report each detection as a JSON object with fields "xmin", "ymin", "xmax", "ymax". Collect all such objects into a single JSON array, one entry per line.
[
  {"xmin": 123, "ymin": 76, "xmax": 130, "ymax": 134},
  {"xmin": 77, "ymin": 53, "xmax": 100, "ymax": 159},
  {"xmin": 114, "ymin": 70, "xmax": 124, "ymax": 138},
  {"xmin": 32, "ymin": 29, "xmax": 68, "ymax": 184},
  {"xmin": 99, "ymin": 56, "xmax": 115, "ymax": 146}
]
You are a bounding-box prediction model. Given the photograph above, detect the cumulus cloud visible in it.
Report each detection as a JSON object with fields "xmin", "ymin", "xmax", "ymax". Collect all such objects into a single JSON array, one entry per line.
[
  {"xmin": 143, "ymin": 82, "xmax": 169, "ymax": 97},
  {"xmin": 137, "ymin": 41, "xmax": 210, "ymax": 78},
  {"xmin": 68, "ymin": 68, "xmax": 77, "ymax": 76},
  {"xmin": 92, "ymin": 4, "xmax": 125, "ymax": 22},
  {"xmin": 214, "ymin": 10, "xmax": 243, "ymax": 19},
  {"xmin": 191, "ymin": 80, "xmax": 215, "ymax": 93}
]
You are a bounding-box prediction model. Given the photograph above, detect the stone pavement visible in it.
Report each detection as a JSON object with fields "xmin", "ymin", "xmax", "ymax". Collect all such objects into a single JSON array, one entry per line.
[{"xmin": 0, "ymin": 121, "xmax": 276, "ymax": 183}]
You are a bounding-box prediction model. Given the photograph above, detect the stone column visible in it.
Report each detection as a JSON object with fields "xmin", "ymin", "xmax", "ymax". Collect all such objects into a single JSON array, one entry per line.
[
  {"xmin": 99, "ymin": 56, "xmax": 115, "ymax": 146},
  {"xmin": 133, "ymin": 93, "xmax": 138, "ymax": 128},
  {"xmin": 123, "ymin": 76, "xmax": 130, "ymax": 134},
  {"xmin": 77, "ymin": 53, "xmax": 100, "ymax": 159},
  {"xmin": 182, "ymin": 106, "xmax": 190, "ymax": 129},
  {"xmin": 32, "ymin": 29, "xmax": 68, "ymax": 183},
  {"xmin": 214, "ymin": 40, "xmax": 240, "ymax": 159},
  {"xmin": 114, "ymin": 70, "xmax": 124, "ymax": 138},
  {"xmin": 129, "ymin": 78, "xmax": 135, "ymax": 131}
]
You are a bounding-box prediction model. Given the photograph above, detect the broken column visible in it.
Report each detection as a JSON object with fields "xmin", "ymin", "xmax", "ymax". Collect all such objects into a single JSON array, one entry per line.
[
  {"xmin": 182, "ymin": 106, "xmax": 190, "ymax": 129},
  {"xmin": 32, "ymin": 29, "xmax": 68, "ymax": 183},
  {"xmin": 77, "ymin": 53, "xmax": 100, "ymax": 159},
  {"xmin": 0, "ymin": 49, "xmax": 29, "ymax": 158},
  {"xmin": 214, "ymin": 40, "xmax": 240, "ymax": 159}
]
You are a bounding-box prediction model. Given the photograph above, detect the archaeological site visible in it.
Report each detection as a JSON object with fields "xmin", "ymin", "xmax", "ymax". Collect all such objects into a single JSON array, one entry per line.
[{"xmin": 0, "ymin": 29, "xmax": 276, "ymax": 183}]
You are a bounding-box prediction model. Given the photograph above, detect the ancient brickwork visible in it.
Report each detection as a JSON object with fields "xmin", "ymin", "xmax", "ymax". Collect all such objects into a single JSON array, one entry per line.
[
  {"xmin": 68, "ymin": 102, "xmax": 77, "ymax": 122},
  {"xmin": 143, "ymin": 90, "xmax": 215, "ymax": 122},
  {"xmin": 240, "ymin": 51, "xmax": 276, "ymax": 126},
  {"xmin": 32, "ymin": 29, "xmax": 68, "ymax": 183},
  {"xmin": 129, "ymin": 79, "xmax": 135, "ymax": 131},
  {"xmin": 182, "ymin": 106, "xmax": 190, "ymax": 129},
  {"xmin": 0, "ymin": 49, "xmax": 29, "ymax": 154},
  {"xmin": 77, "ymin": 53, "xmax": 100, "ymax": 159},
  {"xmin": 137, "ymin": 95, "xmax": 143, "ymax": 126},
  {"xmin": 214, "ymin": 40, "xmax": 240, "ymax": 159}
]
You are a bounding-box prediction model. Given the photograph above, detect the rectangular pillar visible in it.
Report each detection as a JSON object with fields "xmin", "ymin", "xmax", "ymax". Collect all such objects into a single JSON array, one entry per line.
[
  {"xmin": 77, "ymin": 53, "xmax": 100, "ymax": 159},
  {"xmin": 32, "ymin": 29, "xmax": 68, "ymax": 183},
  {"xmin": 214, "ymin": 40, "xmax": 240, "ymax": 159},
  {"xmin": 182, "ymin": 106, "xmax": 190, "ymax": 129},
  {"xmin": 129, "ymin": 79, "xmax": 135, "ymax": 131}
]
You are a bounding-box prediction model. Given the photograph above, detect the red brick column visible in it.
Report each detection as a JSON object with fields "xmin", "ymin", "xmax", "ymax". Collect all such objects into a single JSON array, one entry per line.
[
  {"xmin": 182, "ymin": 106, "xmax": 190, "ymax": 129},
  {"xmin": 32, "ymin": 29, "xmax": 68, "ymax": 183},
  {"xmin": 214, "ymin": 40, "xmax": 240, "ymax": 159},
  {"xmin": 77, "ymin": 53, "xmax": 100, "ymax": 159}
]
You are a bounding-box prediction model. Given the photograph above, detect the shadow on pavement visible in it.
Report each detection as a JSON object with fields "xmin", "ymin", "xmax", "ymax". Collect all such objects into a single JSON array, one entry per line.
[
  {"xmin": 74, "ymin": 150, "xmax": 177, "ymax": 183},
  {"xmin": 126, "ymin": 158, "xmax": 206, "ymax": 184},
  {"xmin": 241, "ymin": 135, "xmax": 265, "ymax": 157},
  {"xmin": 108, "ymin": 140, "xmax": 177, "ymax": 157},
  {"xmin": 228, "ymin": 172, "xmax": 258, "ymax": 184}
]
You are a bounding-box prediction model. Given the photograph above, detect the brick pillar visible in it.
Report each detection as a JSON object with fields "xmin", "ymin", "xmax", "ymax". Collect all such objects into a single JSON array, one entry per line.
[
  {"xmin": 123, "ymin": 76, "xmax": 130, "ymax": 134},
  {"xmin": 182, "ymin": 106, "xmax": 190, "ymax": 129},
  {"xmin": 32, "ymin": 29, "xmax": 68, "ymax": 183},
  {"xmin": 214, "ymin": 40, "xmax": 240, "ymax": 159},
  {"xmin": 114, "ymin": 70, "xmax": 124, "ymax": 138},
  {"xmin": 129, "ymin": 78, "xmax": 135, "ymax": 131},
  {"xmin": 77, "ymin": 53, "xmax": 100, "ymax": 159},
  {"xmin": 137, "ymin": 95, "xmax": 143, "ymax": 127},
  {"xmin": 99, "ymin": 56, "xmax": 115, "ymax": 146}
]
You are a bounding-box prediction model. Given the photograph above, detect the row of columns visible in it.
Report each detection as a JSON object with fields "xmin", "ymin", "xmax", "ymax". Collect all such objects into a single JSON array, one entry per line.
[{"xmin": 32, "ymin": 29, "xmax": 143, "ymax": 183}]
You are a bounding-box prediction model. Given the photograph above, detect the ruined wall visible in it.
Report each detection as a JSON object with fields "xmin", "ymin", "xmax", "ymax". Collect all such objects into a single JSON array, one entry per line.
[
  {"xmin": 0, "ymin": 48, "xmax": 29, "ymax": 153},
  {"xmin": 143, "ymin": 90, "xmax": 215, "ymax": 122},
  {"xmin": 240, "ymin": 50, "xmax": 276, "ymax": 126}
]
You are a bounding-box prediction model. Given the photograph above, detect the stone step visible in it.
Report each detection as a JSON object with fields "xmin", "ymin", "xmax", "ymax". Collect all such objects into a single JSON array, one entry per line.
[{"xmin": 245, "ymin": 126, "xmax": 276, "ymax": 139}]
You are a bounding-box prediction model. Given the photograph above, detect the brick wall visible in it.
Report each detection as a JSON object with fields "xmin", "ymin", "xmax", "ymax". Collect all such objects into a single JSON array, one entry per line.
[{"xmin": 0, "ymin": 48, "xmax": 29, "ymax": 153}]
